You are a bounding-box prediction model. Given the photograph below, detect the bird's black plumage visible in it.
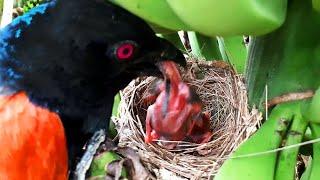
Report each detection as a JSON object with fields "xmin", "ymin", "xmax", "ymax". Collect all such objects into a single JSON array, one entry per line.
[{"xmin": 0, "ymin": 0, "xmax": 184, "ymax": 172}]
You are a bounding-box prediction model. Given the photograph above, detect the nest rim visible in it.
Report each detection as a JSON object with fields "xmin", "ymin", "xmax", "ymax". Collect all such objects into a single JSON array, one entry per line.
[{"xmin": 114, "ymin": 59, "xmax": 262, "ymax": 179}]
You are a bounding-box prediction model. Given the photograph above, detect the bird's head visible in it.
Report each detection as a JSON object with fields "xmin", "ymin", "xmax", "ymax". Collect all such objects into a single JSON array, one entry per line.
[
  {"xmin": 96, "ymin": 33, "xmax": 186, "ymax": 81},
  {"xmin": 72, "ymin": 0, "xmax": 186, "ymax": 83},
  {"xmin": 0, "ymin": 0, "xmax": 186, "ymax": 110}
]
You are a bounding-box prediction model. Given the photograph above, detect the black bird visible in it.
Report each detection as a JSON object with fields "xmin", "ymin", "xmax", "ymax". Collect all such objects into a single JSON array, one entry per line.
[{"xmin": 0, "ymin": 0, "xmax": 185, "ymax": 179}]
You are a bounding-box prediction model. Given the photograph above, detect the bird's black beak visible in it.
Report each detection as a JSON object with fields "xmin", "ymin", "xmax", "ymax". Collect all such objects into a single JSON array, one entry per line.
[
  {"xmin": 129, "ymin": 37, "xmax": 186, "ymax": 77},
  {"xmin": 153, "ymin": 38, "xmax": 186, "ymax": 79},
  {"xmin": 157, "ymin": 38, "xmax": 186, "ymax": 68}
]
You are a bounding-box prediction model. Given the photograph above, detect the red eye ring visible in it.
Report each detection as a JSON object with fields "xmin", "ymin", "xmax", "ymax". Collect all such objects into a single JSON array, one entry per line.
[{"xmin": 116, "ymin": 43, "xmax": 135, "ymax": 61}]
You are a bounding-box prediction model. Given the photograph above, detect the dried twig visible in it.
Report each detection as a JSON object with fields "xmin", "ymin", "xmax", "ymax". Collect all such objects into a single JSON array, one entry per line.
[
  {"xmin": 267, "ymin": 90, "xmax": 314, "ymax": 108},
  {"xmin": 74, "ymin": 129, "xmax": 106, "ymax": 180}
]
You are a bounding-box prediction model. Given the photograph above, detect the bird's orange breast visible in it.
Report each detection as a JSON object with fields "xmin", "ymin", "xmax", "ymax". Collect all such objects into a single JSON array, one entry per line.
[{"xmin": 0, "ymin": 92, "xmax": 68, "ymax": 180}]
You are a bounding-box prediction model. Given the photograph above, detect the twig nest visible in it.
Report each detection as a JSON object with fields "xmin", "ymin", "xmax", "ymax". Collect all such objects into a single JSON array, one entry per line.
[{"xmin": 114, "ymin": 59, "xmax": 262, "ymax": 179}]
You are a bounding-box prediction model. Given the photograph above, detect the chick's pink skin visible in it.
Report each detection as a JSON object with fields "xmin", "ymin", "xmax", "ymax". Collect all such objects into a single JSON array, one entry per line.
[{"xmin": 144, "ymin": 61, "xmax": 212, "ymax": 148}]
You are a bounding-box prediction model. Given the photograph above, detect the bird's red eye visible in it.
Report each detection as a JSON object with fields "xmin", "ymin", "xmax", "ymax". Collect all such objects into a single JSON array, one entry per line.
[{"xmin": 116, "ymin": 43, "xmax": 135, "ymax": 61}]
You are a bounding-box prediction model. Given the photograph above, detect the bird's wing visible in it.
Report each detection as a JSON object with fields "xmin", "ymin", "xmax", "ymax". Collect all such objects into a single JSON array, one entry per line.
[{"xmin": 0, "ymin": 92, "xmax": 68, "ymax": 180}]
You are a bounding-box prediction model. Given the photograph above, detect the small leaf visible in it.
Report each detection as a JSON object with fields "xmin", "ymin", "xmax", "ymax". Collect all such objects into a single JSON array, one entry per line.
[{"xmin": 89, "ymin": 151, "xmax": 121, "ymax": 177}]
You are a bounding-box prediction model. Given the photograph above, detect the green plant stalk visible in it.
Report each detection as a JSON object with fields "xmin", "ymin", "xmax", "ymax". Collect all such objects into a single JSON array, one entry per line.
[
  {"xmin": 216, "ymin": 37, "xmax": 228, "ymax": 61},
  {"xmin": 216, "ymin": 102, "xmax": 296, "ymax": 180},
  {"xmin": 112, "ymin": 93, "xmax": 121, "ymax": 117},
  {"xmin": 308, "ymin": 123, "xmax": 320, "ymax": 180},
  {"xmin": 187, "ymin": 31, "xmax": 222, "ymax": 61},
  {"xmin": 300, "ymin": 127, "xmax": 313, "ymax": 156},
  {"xmin": 246, "ymin": 0, "xmax": 320, "ymax": 111},
  {"xmin": 109, "ymin": 93, "xmax": 120, "ymax": 138},
  {"xmin": 300, "ymin": 157, "xmax": 312, "ymax": 180},
  {"xmin": 301, "ymin": 87, "xmax": 320, "ymax": 123},
  {"xmin": 0, "ymin": 0, "xmax": 3, "ymax": 19},
  {"xmin": 274, "ymin": 105, "xmax": 308, "ymax": 180},
  {"xmin": 217, "ymin": 36, "xmax": 247, "ymax": 74}
]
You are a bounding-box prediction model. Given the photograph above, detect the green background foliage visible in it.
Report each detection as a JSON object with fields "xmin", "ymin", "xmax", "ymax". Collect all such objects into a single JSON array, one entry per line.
[{"xmin": 0, "ymin": 0, "xmax": 3, "ymax": 18}]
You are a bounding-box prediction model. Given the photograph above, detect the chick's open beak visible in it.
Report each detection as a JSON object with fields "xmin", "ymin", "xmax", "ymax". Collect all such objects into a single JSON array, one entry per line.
[
  {"xmin": 129, "ymin": 37, "xmax": 186, "ymax": 78},
  {"xmin": 155, "ymin": 38, "xmax": 186, "ymax": 82},
  {"xmin": 156, "ymin": 61, "xmax": 182, "ymax": 84}
]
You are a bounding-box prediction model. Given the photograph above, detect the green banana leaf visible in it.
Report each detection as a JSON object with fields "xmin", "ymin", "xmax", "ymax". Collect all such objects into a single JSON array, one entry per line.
[
  {"xmin": 167, "ymin": 0, "xmax": 287, "ymax": 36},
  {"xmin": 110, "ymin": 0, "xmax": 287, "ymax": 37},
  {"xmin": 109, "ymin": 0, "xmax": 190, "ymax": 31},
  {"xmin": 246, "ymin": 0, "xmax": 320, "ymax": 110},
  {"xmin": 111, "ymin": 0, "xmax": 287, "ymax": 36}
]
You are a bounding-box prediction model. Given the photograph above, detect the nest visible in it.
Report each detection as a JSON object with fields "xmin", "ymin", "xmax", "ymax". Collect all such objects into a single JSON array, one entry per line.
[{"xmin": 114, "ymin": 59, "xmax": 262, "ymax": 179}]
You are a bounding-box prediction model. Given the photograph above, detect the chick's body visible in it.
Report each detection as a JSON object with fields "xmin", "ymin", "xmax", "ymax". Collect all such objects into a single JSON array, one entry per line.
[{"xmin": 144, "ymin": 62, "xmax": 212, "ymax": 149}]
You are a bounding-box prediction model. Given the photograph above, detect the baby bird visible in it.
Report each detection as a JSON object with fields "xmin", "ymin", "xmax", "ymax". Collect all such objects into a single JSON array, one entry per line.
[{"xmin": 144, "ymin": 61, "xmax": 212, "ymax": 149}]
